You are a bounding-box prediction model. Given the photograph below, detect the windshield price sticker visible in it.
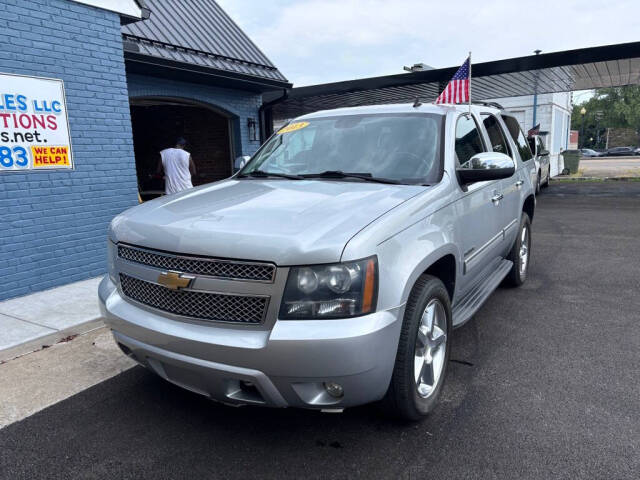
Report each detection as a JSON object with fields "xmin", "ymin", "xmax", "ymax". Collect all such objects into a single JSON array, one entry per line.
[
  {"xmin": 0, "ymin": 73, "xmax": 73, "ymax": 172},
  {"xmin": 277, "ymin": 121, "xmax": 309, "ymax": 134}
]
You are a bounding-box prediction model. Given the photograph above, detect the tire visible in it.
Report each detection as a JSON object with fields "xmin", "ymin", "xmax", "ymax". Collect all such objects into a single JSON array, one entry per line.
[
  {"xmin": 383, "ymin": 275, "xmax": 452, "ymax": 420},
  {"xmin": 504, "ymin": 212, "xmax": 531, "ymax": 287},
  {"xmin": 535, "ymin": 171, "xmax": 541, "ymax": 194}
]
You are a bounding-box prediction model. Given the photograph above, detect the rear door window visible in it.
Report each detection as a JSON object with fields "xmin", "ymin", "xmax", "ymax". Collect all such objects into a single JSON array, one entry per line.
[
  {"xmin": 454, "ymin": 114, "xmax": 485, "ymax": 166},
  {"xmin": 481, "ymin": 114, "xmax": 511, "ymax": 156},
  {"xmin": 501, "ymin": 115, "xmax": 534, "ymax": 161}
]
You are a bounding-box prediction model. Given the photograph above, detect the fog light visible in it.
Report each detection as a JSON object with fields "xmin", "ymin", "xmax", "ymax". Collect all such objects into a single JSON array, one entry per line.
[{"xmin": 323, "ymin": 381, "xmax": 344, "ymax": 398}]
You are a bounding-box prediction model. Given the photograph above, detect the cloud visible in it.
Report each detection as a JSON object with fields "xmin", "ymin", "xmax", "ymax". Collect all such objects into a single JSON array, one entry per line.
[{"xmin": 218, "ymin": 0, "xmax": 640, "ymax": 86}]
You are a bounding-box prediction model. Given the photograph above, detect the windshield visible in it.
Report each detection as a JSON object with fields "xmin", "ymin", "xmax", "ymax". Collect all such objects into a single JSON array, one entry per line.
[{"xmin": 239, "ymin": 113, "xmax": 444, "ymax": 184}]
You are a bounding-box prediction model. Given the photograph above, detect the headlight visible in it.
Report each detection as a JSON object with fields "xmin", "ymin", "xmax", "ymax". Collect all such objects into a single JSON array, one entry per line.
[{"xmin": 279, "ymin": 257, "xmax": 378, "ymax": 319}]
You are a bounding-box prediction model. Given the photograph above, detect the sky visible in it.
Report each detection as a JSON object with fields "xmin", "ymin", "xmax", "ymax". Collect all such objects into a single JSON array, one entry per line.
[{"xmin": 217, "ymin": 0, "xmax": 640, "ymax": 91}]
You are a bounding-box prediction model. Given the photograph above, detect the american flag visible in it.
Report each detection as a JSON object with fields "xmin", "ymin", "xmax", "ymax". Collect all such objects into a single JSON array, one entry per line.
[
  {"xmin": 527, "ymin": 123, "xmax": 541, "ymax": 137},
  {"xmin": 434, "ymin": 56, "xmax": 470, "ymax": 104}
]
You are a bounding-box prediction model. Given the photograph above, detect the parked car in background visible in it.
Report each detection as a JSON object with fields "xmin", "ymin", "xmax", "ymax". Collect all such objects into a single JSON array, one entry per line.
[
  {"xmin": 527, "ymin": 135, "xmax": 550, "ymax": 192},
  {"xmin": 100, "ymin": 103, "xmax": 535, "ymax": 421},
  {"xmin": 581, "ymin": 148, "xmax": 605, "ymax": 157},
  {"xmin": 606, "ymin": 146, "xmax": 636, "ymax": 156}
]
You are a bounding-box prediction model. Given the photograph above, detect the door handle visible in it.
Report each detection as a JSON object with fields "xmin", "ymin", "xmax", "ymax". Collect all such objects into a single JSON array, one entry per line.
[
  {"xmin": 515, "ymin": 180, "xmax": 524, "ymax": 188},
  {"xmin": 491, "ymin": 193, "xmax": 504, "ymax": 204}
]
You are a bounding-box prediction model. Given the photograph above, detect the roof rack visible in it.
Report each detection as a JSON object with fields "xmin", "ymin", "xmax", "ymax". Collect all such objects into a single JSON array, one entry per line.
[{"xmin": 472, "ymin": 101, "xmax": 504, "ymax": 110}]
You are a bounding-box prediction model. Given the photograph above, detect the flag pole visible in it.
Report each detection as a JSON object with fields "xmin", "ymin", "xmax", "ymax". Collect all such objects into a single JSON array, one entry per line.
[{"xmin": 468, "ymin": 51, "xmax": 472, "ymax": 114}]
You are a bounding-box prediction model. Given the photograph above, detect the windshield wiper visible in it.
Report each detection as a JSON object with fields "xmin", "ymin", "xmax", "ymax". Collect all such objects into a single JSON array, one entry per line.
[
  {"xmin": 238, "ymin": 170, "xmax": 304, "ymax": 180},
  {"xmin": 301, "ymin": 170, "xmax": 402, "ymax": 185}
]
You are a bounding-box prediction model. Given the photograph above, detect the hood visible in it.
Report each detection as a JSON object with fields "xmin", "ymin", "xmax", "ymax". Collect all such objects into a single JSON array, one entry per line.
[{"xmin": 111, "ymin": 179, "xmax": 424, "ymax": 265}]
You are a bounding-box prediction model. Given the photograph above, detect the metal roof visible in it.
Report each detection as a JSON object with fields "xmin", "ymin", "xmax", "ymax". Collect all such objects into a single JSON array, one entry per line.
[
  {"xmin": 268, "ymin": 41, "xmax": 640, "ymax": 121},
  {"xmin": 122, "ymin": 0, "xmax": 289, "ymax": 86}
]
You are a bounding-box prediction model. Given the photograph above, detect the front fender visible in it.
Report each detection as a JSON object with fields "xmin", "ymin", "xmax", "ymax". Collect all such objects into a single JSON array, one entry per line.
[
  {"xmin": 398, "ymin": 243, "xmax": 459, "ymax": 306},
  {"xmin": 374, "ymin": 215, "xmax": 461, "ymax": 311}
]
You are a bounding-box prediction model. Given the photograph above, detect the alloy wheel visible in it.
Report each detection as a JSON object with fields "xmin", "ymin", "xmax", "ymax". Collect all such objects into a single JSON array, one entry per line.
[
  {"xmin": 414, "ymin": 299, "xmax": 447, "ymax": 398},
  {"xmin": 519, "ymin": 224, "xmax": 530, "ymax": 276}
]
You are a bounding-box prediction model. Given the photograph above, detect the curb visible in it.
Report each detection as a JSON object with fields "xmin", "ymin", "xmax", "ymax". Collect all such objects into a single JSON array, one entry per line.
[
  {"xmin": 550, "ymin": 176, "xmax": 640, "ymax": 182},
  {"xmin": 0, "ymin": 318, "xmax": 105, "ymax": 363}
]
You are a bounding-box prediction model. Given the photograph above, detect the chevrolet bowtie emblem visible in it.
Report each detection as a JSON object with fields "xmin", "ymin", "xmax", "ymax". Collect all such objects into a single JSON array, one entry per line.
[{"xmin": 157, "ymin": 271, "xmax": 194, "ymax": 290}]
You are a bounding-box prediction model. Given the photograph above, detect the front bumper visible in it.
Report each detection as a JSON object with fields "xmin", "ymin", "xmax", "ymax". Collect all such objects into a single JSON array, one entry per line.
[{"xmin": 99, "ymin": 276, "xmax": 403, "ymax": 409}]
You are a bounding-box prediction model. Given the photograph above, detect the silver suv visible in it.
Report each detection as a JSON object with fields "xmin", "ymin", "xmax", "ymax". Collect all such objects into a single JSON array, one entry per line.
[{"xmin": 99, "ymin": 103, "xmax": 535, "ymax": 420}]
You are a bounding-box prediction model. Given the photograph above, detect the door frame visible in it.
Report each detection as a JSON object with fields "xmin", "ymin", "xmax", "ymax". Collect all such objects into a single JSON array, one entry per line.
[{"xmin": 129, "ymin": 96, "xmax": 241, "ymax": 175}]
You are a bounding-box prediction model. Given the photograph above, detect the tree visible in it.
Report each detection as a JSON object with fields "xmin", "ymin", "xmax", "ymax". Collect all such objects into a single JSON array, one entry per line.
[{"xmin": 571, "ymin": 85, "xmax": 640, "ymax": 149}]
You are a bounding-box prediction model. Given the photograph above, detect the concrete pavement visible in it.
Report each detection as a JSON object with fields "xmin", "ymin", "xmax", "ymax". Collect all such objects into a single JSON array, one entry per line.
[
  {"xmin": 0, "ymin": 277, "xmax": 104, "ymax": 361},
  {"xmin": 577, "ymin": 156, "xmax": 640, "ymax": 178},
  {"xmin": 0, "ymin": 328, "xmax": 134, "ymax": 428}
]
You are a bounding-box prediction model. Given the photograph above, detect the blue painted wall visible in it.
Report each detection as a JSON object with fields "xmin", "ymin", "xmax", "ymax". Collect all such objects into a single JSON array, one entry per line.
[
  {"xmin": 127, "ymin": 74, "xmax": 263, "ymax": 158},
  {"xmin": 0, "ymin": 0, "xmax": 139, "ymax": 300}
]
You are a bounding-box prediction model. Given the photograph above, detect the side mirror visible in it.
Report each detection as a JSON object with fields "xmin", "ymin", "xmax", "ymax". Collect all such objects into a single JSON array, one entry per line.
[
  {"xmin": 538, "ymin": 149, "xmax": 549, "ymax": 157},
  {"xmin": 235, "ymin": 155, "xmax": 251, "ymax": 170},
  {"xmin": 457, "ymin": 152, "xmax": 515, "ymax": 184}
]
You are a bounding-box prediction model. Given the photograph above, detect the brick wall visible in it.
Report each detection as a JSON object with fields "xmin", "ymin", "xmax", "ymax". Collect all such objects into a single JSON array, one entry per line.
[
  {"xmin": 127, "ymin": 74, "xmax": 263, "ymax": 158},
  {"xmin": 606, "ymin": 127, "xmax": 639, "ymax": 148},
  {"xmin": 0, "ymin": 0, "xmax": 138, "ymax": 300}
]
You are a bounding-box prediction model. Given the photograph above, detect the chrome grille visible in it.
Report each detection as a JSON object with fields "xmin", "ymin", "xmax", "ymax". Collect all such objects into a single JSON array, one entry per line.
[
  {"xmin": 119, "ymin": 274, "xmax": 268, "ymax": 324},
  {"xmin": 117, "ymin": 245, "xmax": 275, "ymax": 282}
]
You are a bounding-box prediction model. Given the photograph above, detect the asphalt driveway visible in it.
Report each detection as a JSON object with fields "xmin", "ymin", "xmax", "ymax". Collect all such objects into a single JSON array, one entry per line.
[{"xmin": 1, "ymin": 182, "xmax": 639, "ymax": 479}]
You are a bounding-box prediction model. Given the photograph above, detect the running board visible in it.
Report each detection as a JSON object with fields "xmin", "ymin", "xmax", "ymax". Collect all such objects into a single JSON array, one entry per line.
[{"xmin": 452, "ymin": 259, "xmax": 513, "ymax": 328}]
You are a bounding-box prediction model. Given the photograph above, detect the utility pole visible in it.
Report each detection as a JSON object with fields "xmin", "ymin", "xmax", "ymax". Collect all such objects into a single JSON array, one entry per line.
[
  {"xmin": 580, "ymin": 107, "xmax": 586, "ymax": 148},
  {"xmin": 595, "ymin": 110, "xmax": 603, "ymax": 148},
  {"xmin": 532, "ymin": 49, "xmax": 542, "ymax": 129}
]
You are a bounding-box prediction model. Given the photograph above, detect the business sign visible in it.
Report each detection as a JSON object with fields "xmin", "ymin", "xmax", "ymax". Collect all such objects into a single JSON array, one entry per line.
[{"xmin": 0, "ymin": 72, "xmax": 73, "ymax": 172}]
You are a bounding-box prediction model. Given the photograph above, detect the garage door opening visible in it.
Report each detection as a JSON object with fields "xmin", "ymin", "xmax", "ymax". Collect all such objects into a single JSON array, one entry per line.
[{"xmin": 130, "ymin": 98, "xmax": 235, "ymax": 200}]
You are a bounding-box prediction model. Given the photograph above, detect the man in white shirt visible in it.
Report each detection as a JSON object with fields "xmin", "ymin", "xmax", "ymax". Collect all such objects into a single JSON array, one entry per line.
[{"xmin": 156, "ymin": 137, "xmax": 196, "ymax": 194}]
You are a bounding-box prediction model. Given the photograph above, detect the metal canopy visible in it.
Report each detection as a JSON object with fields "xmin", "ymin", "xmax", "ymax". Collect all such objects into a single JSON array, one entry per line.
[
  {"xmin": 267, "ymin": 41, "xmax": 640, "ymax": 121},
  {"xmin": 122, "ymin": 0, "xmax": 290, "ymax": 90}
]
